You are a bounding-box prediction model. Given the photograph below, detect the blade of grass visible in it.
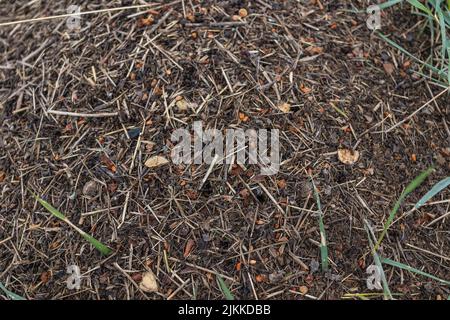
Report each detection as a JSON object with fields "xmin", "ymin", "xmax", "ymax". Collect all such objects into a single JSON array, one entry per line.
[
  {"xmin": 342, "ymin": 292, "xmax": 403, "ymax": 299},
  {"xmin": 377, "ymin": 32, "xmax": 445, "ymax": 76},
  {"xmin": 379, "ymin": 0, "xmax": 404, "ymax": 9},
  {"xmin": 407, "ymin": 0, "xmax": 433, "ymax": 16},
  {"xmin": 216, "ymin": 275, "xmax": 235, "ymax": 300},
  {"xmin": 381, "ymin": 257, "xmax": 450, "ymax": 285},
  {"xmin": 310, "ymin": 177, "xmax": 329, "ymax": 272},
  {"xmin": 364, "ymin": 220, "xmax": 393, "ymax": 300},
  {"xmin": 31, "ymin": 191, "xmax": 112, "ymax": 255},
  {"xmin": 0, "ymin": 282, "xmax": 26, "ymax": 300},
  {"xmin": 435, "ymin": 1, "xmax": 449, "ymax": 68},
  {"xmin": 374, "ymin": 166, "xmax": 434, "ymax": 251},
  {"xmin": 415, "ymin": 177, "xmax": 450, "ymax": 208}
]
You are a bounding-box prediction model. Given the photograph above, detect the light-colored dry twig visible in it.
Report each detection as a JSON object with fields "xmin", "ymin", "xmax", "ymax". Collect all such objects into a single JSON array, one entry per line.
[{"xmin": 47, "ymin": 110, "xmax": 118, "ymax": 118}]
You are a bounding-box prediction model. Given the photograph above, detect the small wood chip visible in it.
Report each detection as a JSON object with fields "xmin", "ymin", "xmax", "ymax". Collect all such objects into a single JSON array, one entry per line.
[{"xmin": 144, "ymin": 155, "xmax": 169, "ymax": 168}]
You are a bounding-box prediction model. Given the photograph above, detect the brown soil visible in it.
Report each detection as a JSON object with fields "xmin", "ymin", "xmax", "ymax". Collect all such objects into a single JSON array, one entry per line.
[{"xmin": 0, "ymin": 0, "xmax": 449, "ymax": 300}]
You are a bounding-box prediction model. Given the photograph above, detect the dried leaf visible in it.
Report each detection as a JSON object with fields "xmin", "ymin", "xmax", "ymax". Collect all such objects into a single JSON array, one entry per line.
[
  {"xmin": 277, "ymin": 102, "xmax": 291, "ymax": 113},
  {"xmin": 238, "ymin": 8, "xmax": 248, "ymax": 17},
  {"xmin": 299, "ymin": 285, "xmax": 308, "ymax": 295},
  {"xmin": 176, "ymin": 99, "xmax": 188, "ymax": 111},
  {"xmin": 100, "ymin": 154, "xmax": 117, "ymax": 173},
  {"xmin": 138, "ymin": 16, "xmax": 154, "ymax": 27},
  {"xmin": 184, "ymin": 239, "xmax": 195, "ymax": 257},
  {"xmin": 144, "ymin": 156, "xmax": 169, "ymax": 168},
  {"xmin": 139, "ymin": 270, "xmax": 159, "ymax": 293},
  {"xmin": 238, "ymin": 112, "xmax": 249, "ymax": 122},
  {"xmin": 383, "ymin": 63, "xmax": 395, "ymax": 75},
  {"xmin": 306, "ymin": 46, "xmax": 323, "ymax": 55},
  {"xmin": 277, "ymin": 179, "xmax": 287, "ymax": 189},
  {"xmin": 337, "ymin": 148, "xmax": 360, "ymax": 165},
  {"xmin": 300, "ymin": 84, "xmax": 312, "ymax": 94},
  {"xmin": 255, "ymin": 274, "xmax": 266, "ymax": 283}
]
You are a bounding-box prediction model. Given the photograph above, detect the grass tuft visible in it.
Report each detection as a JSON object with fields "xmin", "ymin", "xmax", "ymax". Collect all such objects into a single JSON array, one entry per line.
[
  {"xmin": 0, "ymin": 282, "xmax": 26, "ymax": 300},
  {"xmin": 374, "ymin": 167, "xmax": 434, "ymax": 251},
  {"xmin": 378, "ymin": 0, "xmax": 450, "ymax": 86},
  {"xmin": 415, "ymin": 176, "xmax": 450, "ymax": 208},
  {"xmin": 216, "ymin": 275, "xmax": 235, "ymax": 300},
  {"xmin": 31, "ymin": 191, "xmax": 112, "ymax": 256},
  {"xmin": 381, "ymin": 257, "xmax": 450, "ymax": 285},
  {"xmin": 310, "ymin": 177, "xmax": 329, "ymax": 272}
]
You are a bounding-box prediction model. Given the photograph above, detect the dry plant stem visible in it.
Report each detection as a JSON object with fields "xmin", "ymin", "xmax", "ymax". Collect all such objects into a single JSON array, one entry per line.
[{"xmin": 0, "ymin": 4, "xmax": 163, "ymax": 27}]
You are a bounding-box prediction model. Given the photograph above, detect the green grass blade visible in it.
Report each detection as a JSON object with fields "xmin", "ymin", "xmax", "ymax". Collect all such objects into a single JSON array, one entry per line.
[
  {"xmin": 364, "ymin": 220, "xmax": 393, "ymax": 300},
  {"xmin": 381, "ymin": 257, "xmax": 450, "ymax": 285},
  {"xmin": 435, "ymin": 2, "xmax": 448, "ymax": 66},
  {"xmin": 379, "ymin": 0, "xmax": 404, "ymax": 9},
  {"xmin": 31, "ymin": 192, "xmax": 65, "ymax": 220},
  {"xmin": 80, "ymin": 232, "xmax": 112, "ymax": 256},
  {"xmin": 0, "ymin": 282, "xmax": 26, "ymax": 300},
  {"xmin": 311, "ymin": 177, "xmax": 329, "ymax": 272},
  {"xmin": 407, "ymin": 0, "xmax": 433, "ymax": 16},
  {"xmin": 375, "ymin": 167, "xmax": 434, "ymax": 250},
  {"xmin": 217, "ymin": 275, "xmax": 235, "ymax": 300},
  {"xmin": 415, "ymin": 177, "xmax": 450, "ymax": 208},
  {"xmin": 377, "ymin": 32, "xmax": 445, "ymax": 76},
  {"xmin": 31, "ymin": 192, "xmax": 112, "ymax": 256}
]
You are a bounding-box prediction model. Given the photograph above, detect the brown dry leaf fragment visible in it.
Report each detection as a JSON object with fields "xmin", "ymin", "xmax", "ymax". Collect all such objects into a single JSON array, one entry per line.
[
  {"xmin": 238, "ymin": 8, "xmax": 248, "ymax": 17},
  {"xmin": 40, "ymin": 271, "xmax": 51, "ymax": 284},
  {"xmin": 300, "ymin": 83, "xmax": 312, "ymax": 94},
  {"xmin": 139, "ymin": 270, "xmax": 159, "ymax": 293},
  {"xmin": 186, "ymin": 13, "xmax": 195, "ymax": 22},
  {"xmin": 277, "ymin": 102, "xmax": 291, "ymax": 113},
  {"xmin": 131, "ymin": 273, "xmax": 142, "ymax": 282},
  {"xmin": 184, "ymin": 239, "xmax": 195, "ymax": 258},
  {"xmin": 239, "ymin": 188, "xmax": 250, "ymax": 198},
  {"xmin": 238, "ymin": 112, "xmax": 249, "ymax": 122},
  {"xmin": 100, "ymin": 154, "xmax": 117, "ymax": 173},
  {"xmin": 306, "ymin": 46, "xmax": 323, "ymax": 55},
  {"xmin": 337, "ymin": 148, "xmax": 360, "ymax": 165},
  {"xmin": 138, "ymin": 16, "xmax": 154, "ymax": 27},
  {"xmin": 176, "ymin": 98, "xmax": 188, "ymax": 111},
  {"xmin": 144, "ymin": 156, "xmax": 169, "ymax": 168},
  {"xmin": 185, "ymin": 189, "xmax": 198, "ymax": 200},
  {"xmin": 299, "ymin": 285, "xmax": 308, "ymax": 295},
  {"xmin": 255, "ymin": 274, "xmax": 266, "ymax": 283},
  {"xmin": 0, "ymin": 170, "xmax": 5, "ymax": 182},
  {"xmin": 363, "ymin": 167, "xmax": 374, "ymax": 176},
  {"xmin": 277, "ymin": 179, "xmax": 287, "ymax": 189},
  {"xmin": 383, "ymin": 63, "xmax": 395, "ymax": 75}
]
